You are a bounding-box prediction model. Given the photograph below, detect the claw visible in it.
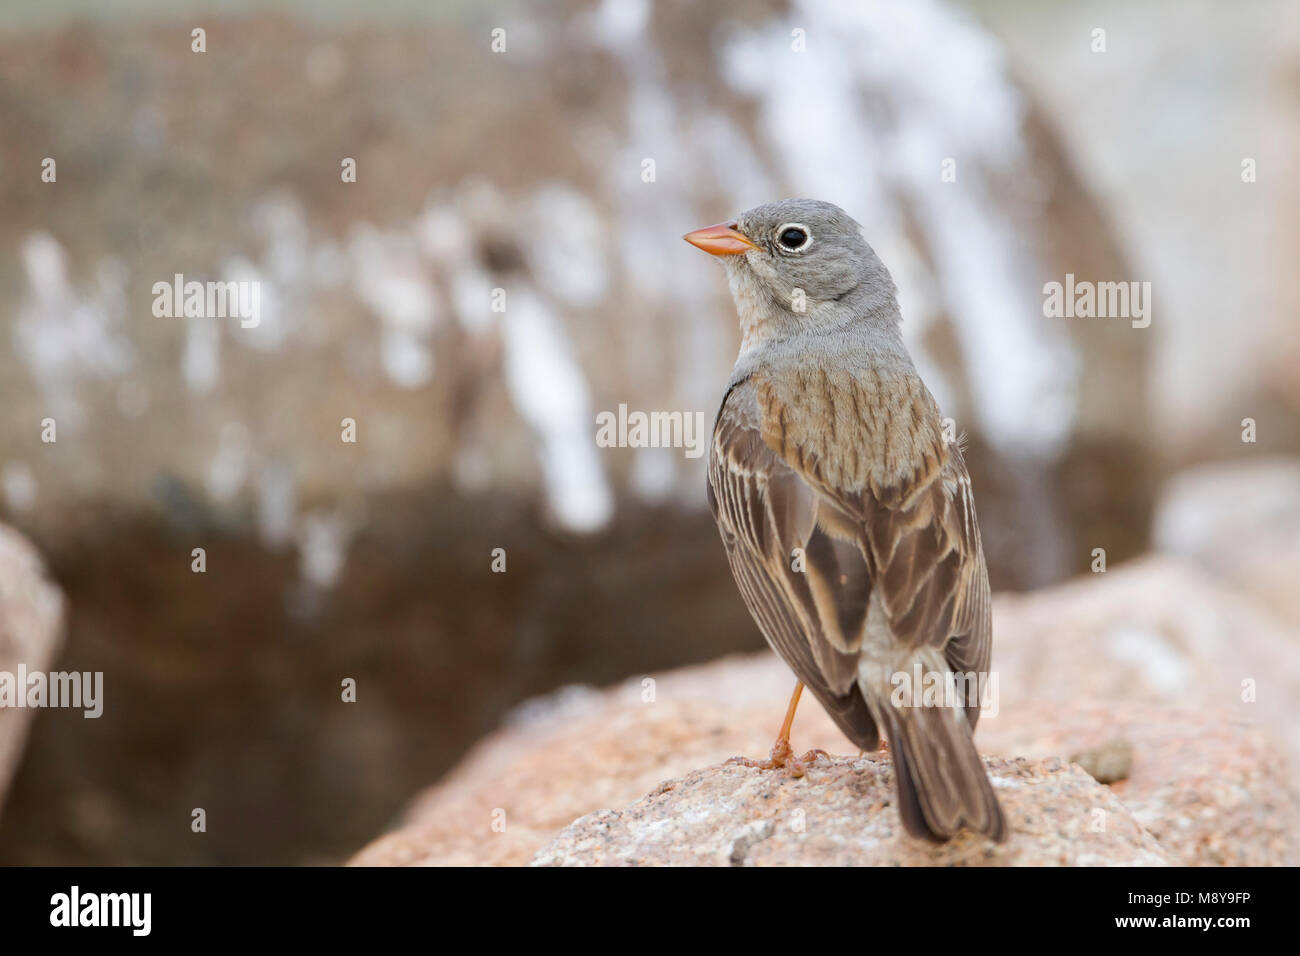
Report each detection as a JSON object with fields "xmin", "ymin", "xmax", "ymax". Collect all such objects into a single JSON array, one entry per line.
[
  {"xmin": 728, "ymin": 680, "xmax": 830, "ymax": 779},
  {"xmin": 729, "ymin": 739, "xmax": 829, "ymax": 779}
]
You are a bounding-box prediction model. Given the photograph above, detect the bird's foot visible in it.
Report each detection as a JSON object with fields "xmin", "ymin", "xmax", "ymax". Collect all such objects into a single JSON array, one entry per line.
[{"xmin": 729, "ymin": 738, "xmax": 830, "ymax": 779}]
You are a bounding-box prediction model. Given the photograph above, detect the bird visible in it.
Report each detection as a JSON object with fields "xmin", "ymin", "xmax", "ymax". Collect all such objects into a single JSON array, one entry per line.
[{"xmin": 685, "ymin": 199, "xmax": 1006, "ymax": 843}]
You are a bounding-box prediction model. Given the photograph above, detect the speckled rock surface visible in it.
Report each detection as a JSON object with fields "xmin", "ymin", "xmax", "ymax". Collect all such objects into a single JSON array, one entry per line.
[
  {"xmin": 531, "ymin": 757, "xmax": 1171, "ymax": 867},
  {"xmin": 350, "ymin": 651, "xmax": 1297, "ymax": 866},
  {"xmin": 0, "ymin": 525, "xmax": 65, "ymax": 817},
  {"xmin": 350, "ymin": 555, "xmax": 1299, "ymax": 867},
  {"xmin": 979, "ymin": 699, "xmax": 1296, "ymax": 866}
]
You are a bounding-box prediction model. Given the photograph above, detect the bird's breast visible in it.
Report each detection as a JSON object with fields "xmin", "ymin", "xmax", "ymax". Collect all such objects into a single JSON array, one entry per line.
[{"xmin": 751, "ymin": 363, "xmax": 946, "ymax": 505}]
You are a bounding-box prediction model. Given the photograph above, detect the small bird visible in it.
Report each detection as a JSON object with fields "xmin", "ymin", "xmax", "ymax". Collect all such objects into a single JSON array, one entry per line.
[{"xmin": 686, "ymin": 199, "xmax": 1006, "ymax": 843}]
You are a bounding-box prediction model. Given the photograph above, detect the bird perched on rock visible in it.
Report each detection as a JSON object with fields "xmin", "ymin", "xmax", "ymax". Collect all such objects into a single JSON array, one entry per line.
[{"xmin": 685, "ymin": 199, "xmax": 1006, "ymax": 842}]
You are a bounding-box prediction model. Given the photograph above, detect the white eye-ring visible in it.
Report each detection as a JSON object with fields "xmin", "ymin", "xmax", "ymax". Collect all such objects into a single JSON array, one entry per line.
[{"xmin": 775, "ymin": 223, "xmax": 812, "ymax": 252}]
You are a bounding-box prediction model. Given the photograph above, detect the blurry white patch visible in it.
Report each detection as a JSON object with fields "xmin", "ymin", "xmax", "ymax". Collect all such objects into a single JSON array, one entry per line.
[
  {"xmin": 14, "ymin": 232, "xmax": 134, "ymax": 424},
  {"xmin": 877, "ymin": 230, "xmax": 956, "ymax": 412},
  {"xmin": 23, "ymin": 231, "xmax": 68, "ymax": 295},
  {"xmin": 257, "ymin": 460, "xmax": 297, "ymax": 548},
  {"xmin": 503, "ymin": 287, "xmax": 613, "ymax": 533},
  {"xmin": 1104, "ymin": 625, "xmax": 1191, "ymax": 697},
  {"xmin": 254, "ymin": 194, "xmax": 311, "ymax": 289},
  {"xmin": 296, "ymin": 510, "xmax": 351, "ymax": 590},
  {"xmin": 449, "ymin": 265, "xmax": 497, "ymax": 336},
  {"xmin": 223, "ymin": 257, "xmax": 283, "ymax": 352},
  {"xmin": 692, "ymin": 111, "xmax": 778, "ymax": 211},
  {"xmin": 1153, "ymin": 459, "xmax": 1300, "ymax": 559},
  {"xmin": 586, "ymin": 0, "xmax": 650, "ymax": 50},
  {"xmin": 631, "ymin": 446, "xmax": 677, "ymax": 503},
  {"xmin": 2, "ymin": 463, "xmax": 37, "ymax": 513},
  {"xmin": 721, "ymin": 12, "xmax": 886, "ymax": 218},
  {"xmin": 915, "ymin": 197, "xmax": 1079, "ymax": 453},
  {"xmin": 311, "ymin": 242, "xmax": 348, "ymax": 290},
  {"xmin": 416, "ymin": 201, "xmax": 474, "ymax": 267},
  {"xmin": 527, "ymin": 184, "xmax": 609, "ymax": 308},
  {"xmin": 349, "ymin": 224, "xmax": 439, "ymax": 388},
  {"xmin": 721, "ymin": 0, "xmax": 1078, "ymax": 456},
  {"xmin": 590, "ymin": 26, "xmax": 726, "ymax": 414},
  {"xmin": 504, "ymin": 683, "xmax": 602, "ymax": 729},
  {"xmin": 206, "ymin": 423, "xmax": 251, "ymax": 503},
  {"xmin": 380, "ymin": 328, "xmax": 434, "ymax": 388},
  {"xmin": 182, "ymin": 317, "xmax": 220, "ymax": 394},
  {"xmin": 452, "ymin": 447, "xmax": 493, "ymax": 495}
]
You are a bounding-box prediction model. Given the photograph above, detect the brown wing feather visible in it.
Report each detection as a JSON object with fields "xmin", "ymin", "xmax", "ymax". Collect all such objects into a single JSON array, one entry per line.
[
  {"xmin": 852, "ymin": 444, "xmax": 991, "ymax": 728},
  {"xmin": 708, "ymin": 381, "xmax": 880, "ymax": 751},
  {"xmin": 745, "ymin": 365, "xmax": 993, "ymax": 728}
]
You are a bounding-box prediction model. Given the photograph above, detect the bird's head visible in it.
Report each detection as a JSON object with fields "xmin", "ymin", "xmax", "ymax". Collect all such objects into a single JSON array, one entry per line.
[{"xmin": 684, "ymin": 199, "xmax": 897, "ymax": 343}]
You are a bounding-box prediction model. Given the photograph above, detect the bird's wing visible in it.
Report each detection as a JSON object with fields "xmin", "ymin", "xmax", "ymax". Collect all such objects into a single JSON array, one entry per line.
[
  {"xmin": 708, "ymin": 379, "xmax": 879, "ymax": 749},
  {"xmin": 856, "ymin": 440, "xmax": 991, "ymax": 728},
  {"xmin": 745, "ymin": 364, "xmax": 993, "ymax": 729}
]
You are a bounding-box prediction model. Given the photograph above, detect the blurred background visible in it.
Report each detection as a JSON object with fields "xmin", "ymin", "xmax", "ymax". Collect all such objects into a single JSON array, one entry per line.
[{"xmin": 0, "ymin": 0, "xmax": 1296, "ymax": 864}]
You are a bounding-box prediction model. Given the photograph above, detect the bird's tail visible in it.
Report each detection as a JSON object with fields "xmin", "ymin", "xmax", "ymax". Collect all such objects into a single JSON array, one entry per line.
[{"xmin": 876, "ymin": 689, "xmax": 1006, "ymax": 843}]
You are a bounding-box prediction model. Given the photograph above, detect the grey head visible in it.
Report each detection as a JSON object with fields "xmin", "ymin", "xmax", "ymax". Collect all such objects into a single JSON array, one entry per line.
[{"xmin": 684, "ymin": 199, "xmax": 900, "ymax": 350}]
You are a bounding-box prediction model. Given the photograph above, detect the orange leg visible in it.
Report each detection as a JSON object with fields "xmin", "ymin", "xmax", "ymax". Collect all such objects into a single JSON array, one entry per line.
[{"xmin": 729, "ymin": 680, "xmax": 829, "ymax": 778}]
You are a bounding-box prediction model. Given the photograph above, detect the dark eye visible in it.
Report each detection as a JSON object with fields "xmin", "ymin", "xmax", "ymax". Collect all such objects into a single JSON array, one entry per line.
[{"xmin": 777, "ymin": 225, "xmax": 809, "ymax": 250}]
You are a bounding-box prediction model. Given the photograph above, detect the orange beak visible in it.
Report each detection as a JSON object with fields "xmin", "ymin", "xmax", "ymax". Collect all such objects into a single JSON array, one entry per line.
[{"xmin": 682, "ymin": 222, "xmax": 759, "ymax": 256}]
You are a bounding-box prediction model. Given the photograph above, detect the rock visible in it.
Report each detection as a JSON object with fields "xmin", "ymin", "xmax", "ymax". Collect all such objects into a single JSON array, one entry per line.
[
  {"xmin": 988, "ymin": 555, "xmax": 1300, "ymax": 781},
  {"xmin": 1153, "ymin": 457, "xmax": 1300, "ymax": 630},
  {"xmin": 0, "ymin": 7, "xmax": 1149, "ymax": 587},
  {"xmin": 1070, "ymin": 739, "xmax": 1133, "ymax": 784},
  {"xmin": 0, "ymin": 525, "xmax": 65, "ymax": 817},
  {"xmin": 351, "ymin": 649, "xmax": 1298, "ymax": 865},
  {"xmin": 0, "ymin": 1, "xmax": 1163, "ymax": 865},
  {"xmin": 979, "ymin": 699, "xmax": 1298, "ymax": 867},
  {"xmin": 532, "ymin": 757, "xmax": 1171, "ymax": 867}
]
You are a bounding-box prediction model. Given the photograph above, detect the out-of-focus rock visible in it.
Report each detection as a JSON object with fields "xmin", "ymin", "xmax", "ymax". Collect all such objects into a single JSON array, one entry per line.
[
  {"xmin": 0, "ymin": 0, "xmax": 1158, "ymax": 866},
  {"xmin": 1070, "ymin": 738, "xmax": 1133, "ymax": 784},
  {"xmin": 533, "ymin": 757, "xmax": 1170, "ymax": 867},
  {"xmin": 989, "ymin": 555, "xmax": 1300, "ymax": 779},
  {"xmin": 970, "ymin": 0, "xmax": 1300, "ymax": 462},
  {"xmin": 0, "ymin": 2, "xmax": 1149, "ymax": 586},
  {"xmin": 0, "ymin": 525, "xmax": 65, "ymax": 816},
  {"xmin": 1153, "ymin": 457, "xmax": 1300, "ymax": 629}
]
